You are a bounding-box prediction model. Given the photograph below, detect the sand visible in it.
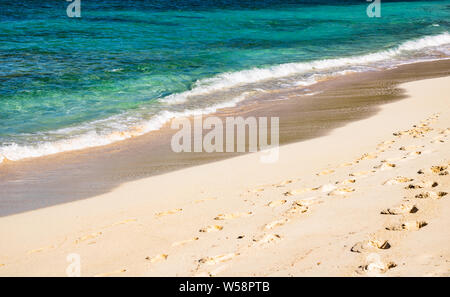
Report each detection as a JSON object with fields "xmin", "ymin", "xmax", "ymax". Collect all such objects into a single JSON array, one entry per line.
[
  {"xmin": 0, "ymin": 76, "xmax": 449, "ymax": 277},
  {"xmin": 2, "ymin": 60, "xmax": 449, "ymax": 217}
]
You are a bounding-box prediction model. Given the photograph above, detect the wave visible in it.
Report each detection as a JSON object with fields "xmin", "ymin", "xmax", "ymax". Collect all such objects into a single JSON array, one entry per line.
[
  {"xmin": 0, "ymin": 92, "xmax": 250, "ymax": 162},
  {"xmin": 162, "ymin": 32, "xmax": 450, "ymax": 104},
  {"xmin": 1, "ymin": 32, "xmax": 449, "ymax": 164}
]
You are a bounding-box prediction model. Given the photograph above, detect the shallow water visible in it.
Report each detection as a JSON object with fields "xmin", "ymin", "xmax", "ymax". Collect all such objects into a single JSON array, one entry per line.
[{"xmin": 0, "ymin": 0, "xmax": 449, "ymax": 162}]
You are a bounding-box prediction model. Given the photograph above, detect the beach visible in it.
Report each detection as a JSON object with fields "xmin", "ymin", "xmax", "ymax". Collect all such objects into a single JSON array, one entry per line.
[
  {"xmin": 1, "ymin": 0, "xmax": 450, "ymax": 278},
  {"xmin": 0, "ymin": 74, "xmax": 448, "ymax": 277}
]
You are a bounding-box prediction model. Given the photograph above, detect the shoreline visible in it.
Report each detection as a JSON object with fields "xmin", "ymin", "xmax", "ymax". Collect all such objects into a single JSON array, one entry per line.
[
  {"xmin": 2, "ymin": 31, "xmax": 449, "ymax": 165},
  {"xmin": 1, "ymin": 59, "xmax": 450, "ymax": 216},
  {"xmin": 0, "ymin": 75, "xmax": 449, "ymax": 276}
]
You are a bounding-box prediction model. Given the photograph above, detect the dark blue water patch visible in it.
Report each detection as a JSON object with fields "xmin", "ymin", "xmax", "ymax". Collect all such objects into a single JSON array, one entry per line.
[{"xmin": 2, "ymin": 0, "xmax": 442, "ymax": 21}]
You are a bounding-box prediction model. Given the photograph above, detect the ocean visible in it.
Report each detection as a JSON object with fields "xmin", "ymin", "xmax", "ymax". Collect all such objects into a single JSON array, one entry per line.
[{"xmin": 0, "ymin": 0, "xmax": 449, "ymax": 163}]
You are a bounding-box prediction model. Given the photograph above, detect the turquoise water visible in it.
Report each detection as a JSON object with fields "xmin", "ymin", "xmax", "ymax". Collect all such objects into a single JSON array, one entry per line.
[{"xmin": 0, "ymin": 0, "xmax": 449, "ymax": 162}]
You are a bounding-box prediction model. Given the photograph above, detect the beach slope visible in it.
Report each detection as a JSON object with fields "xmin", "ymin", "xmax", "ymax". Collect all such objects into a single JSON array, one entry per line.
[{"xmin": 0, "ymin": 76, "xmax": 449, "ymax": 277}]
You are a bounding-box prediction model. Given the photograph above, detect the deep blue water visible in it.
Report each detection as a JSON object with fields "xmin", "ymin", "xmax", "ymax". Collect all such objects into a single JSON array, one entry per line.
[{"xmin": 0, "ymin": 0, "xmax": 449, "ymax": 161}]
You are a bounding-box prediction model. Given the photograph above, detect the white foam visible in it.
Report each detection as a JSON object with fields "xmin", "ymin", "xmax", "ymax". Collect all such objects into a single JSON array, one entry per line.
[
  {"xmin": 162, "ymin": 32, "xmax": 450, "ymax": 105},
  {"xmin": 0, "ymin": 92, "xmax": 249, "ymax": 163},
  {"xmin": 1, "ymin": 32, "xmax": 449, "ymax": 164}
]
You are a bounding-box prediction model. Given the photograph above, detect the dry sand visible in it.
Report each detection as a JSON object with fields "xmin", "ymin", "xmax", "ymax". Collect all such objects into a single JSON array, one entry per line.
[{"xmin": 0, "ymin": 76, "xmax": 449, "ymax": 277}]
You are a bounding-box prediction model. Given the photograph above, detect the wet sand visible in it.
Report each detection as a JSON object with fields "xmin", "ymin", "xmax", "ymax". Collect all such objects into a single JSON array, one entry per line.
[{"xmin": 0, "ymin": 59, "xmax": 449, "ymax": 216}]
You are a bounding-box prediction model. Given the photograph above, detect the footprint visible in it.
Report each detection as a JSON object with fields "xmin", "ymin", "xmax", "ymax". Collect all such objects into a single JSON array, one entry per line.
[
  {"xmin": 377, "ymin": 140, "xmax": 395, "ymax": 149},
  {"xmin": 431, "ymin": 136, "xmax": 445, "ymax": 143},
  {"xmin": 317, "ymin": 183, "xmax": 337, "ymax": 193},
  {"xmin": 430, "ymin": 165, "xmax": 448, "ymax": 175},
  {"xmin": 108, "ymin": 218, "xmax": 137, "ymax": 227},
  {"xmin": 214, "ymin": 212, "xmax": 253, "ymax": 220},
  {"xmin": 156, "ymin": 208, "xmax": 182, "ymax": 217},
  {"xmin": 198, "ymin": 253, "xmax": 239, "ymax": 265},
  {"xmin": 381, "ymin": 204, "xmax": 418, "ymax": 215},
  {"xmin": 145, "ymin": 254, "xmax": 168, "ymax": 263},
  {"xmin": 74, "ymin": 232, "xmax": 102, "ymax": 244},
  {"xmin": 402, "ymin": 151, "xmax": 422, "ymax": 160},
  {"xmin": 430, "ymin": 165, "xmax": 448, "ymax": 173},
  {"xmin": 284, "ymin": 187, "xmax": 319, "ymax": 196},
  {"xmin": 27, "ymin": 245, "xmax": 55, "ymax": 255},
  {"xmin": 338, "ymin": 179, "xmax": 356, "ymax": 185},
  {"xmin": 399, "ymin": 145, "xmax": 423, "ymax": 151},
  {"xmin": 207, "ymin": 264, "xmax": 230, "ymax": 276},
  {"xmin": 350, "ymin": 240, "xmax": 391, "ymax": 253},
  {"xmin": 349, "ymin": 171, "xmax": 372, "ymax": 177},
  {"xmin": 316, "ymin": 169, "xmax": 335, "ymax": 176},
  {"xmin": 357, "ymin": 153, "xmax": 378, "ymax": 161},
  {"xmin": 172, "ymin": 237, "xmax": 199, "ymax": 247},
  {"xmin": 386, "ymin": 221, "xmax": 427, "ymax": 231},
  {"xmin": 439, "ymin": 128, "xmax": 450, "ymax": 135},
  {"xmin": 405, "ymin": 181, "xmax": 438, "ymax": 189},
  {"xmin": 374, "ymin": 162, "xmax": 396, "ymax": 171},
  {"xmin": 274, "ymin": 180, "xmax": 294, "ymax": 187},
  {"xmin": 249, "ymin": 188, "xmax": 265, "ymax": 194},
  {"xmin": 358, "ymin": 260, "xmax": 397, "ymax": 275},
  {"xmin": 285, "ymin": 201, "xmax": 310, "ymax": 215},
  {"xmin": 366, "ymin": 240, "xmax": 391, "ymax": 250},
  {"xmin": 394, "ymin": 126, "xmax": 433, "ymax": 138},
  {"xmin": 383, "ymin": 176, "xmax": 413, "ymax": 185},
  {"xmin": 265, "ymin": 218, "xmax": 290, "ymax": 230},
  {"xmin": 267, "ymin": 200, "xmax": 287, "ymax": 207},
  {"xmin": 417, "ymin": 122, "xmax": 430, "ymax": 127},
  {"xmin": 415, "ymin": 191, "xmax": 447, "ymax": 199},
  {"xmin": 257, "ymin": 233, "xmax": 282, "ymax": 245},
  {"xmin": 328, "ymin": 187, "xmax": 355, "ymax": 196},
  {"xmin": 379, "ymin": 140, "xmax": 396, "ymax": 145},
  {"xmin": 199, "ymin": 225, "xmax": 223, "ymax": 233},
  {"xmin": 385, "ymin": 156, "xmax": 404, "ymax": 162},
  {"xmin": 392, "ymin": 130, "xmax": 407, "ymax": 137},
  {"xmin": 94, "ymin": 269, "xmax": 127, "ymax": 277},
  {"xmin": 300, "ymin": 196, "xmax": 321, "ymax": 204}
]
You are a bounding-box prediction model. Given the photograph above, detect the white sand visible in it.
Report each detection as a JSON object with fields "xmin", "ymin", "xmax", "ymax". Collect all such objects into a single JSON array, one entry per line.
[{"xmin": 0, "ymin": 76, "xmax": 449, "ymax": 276}]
